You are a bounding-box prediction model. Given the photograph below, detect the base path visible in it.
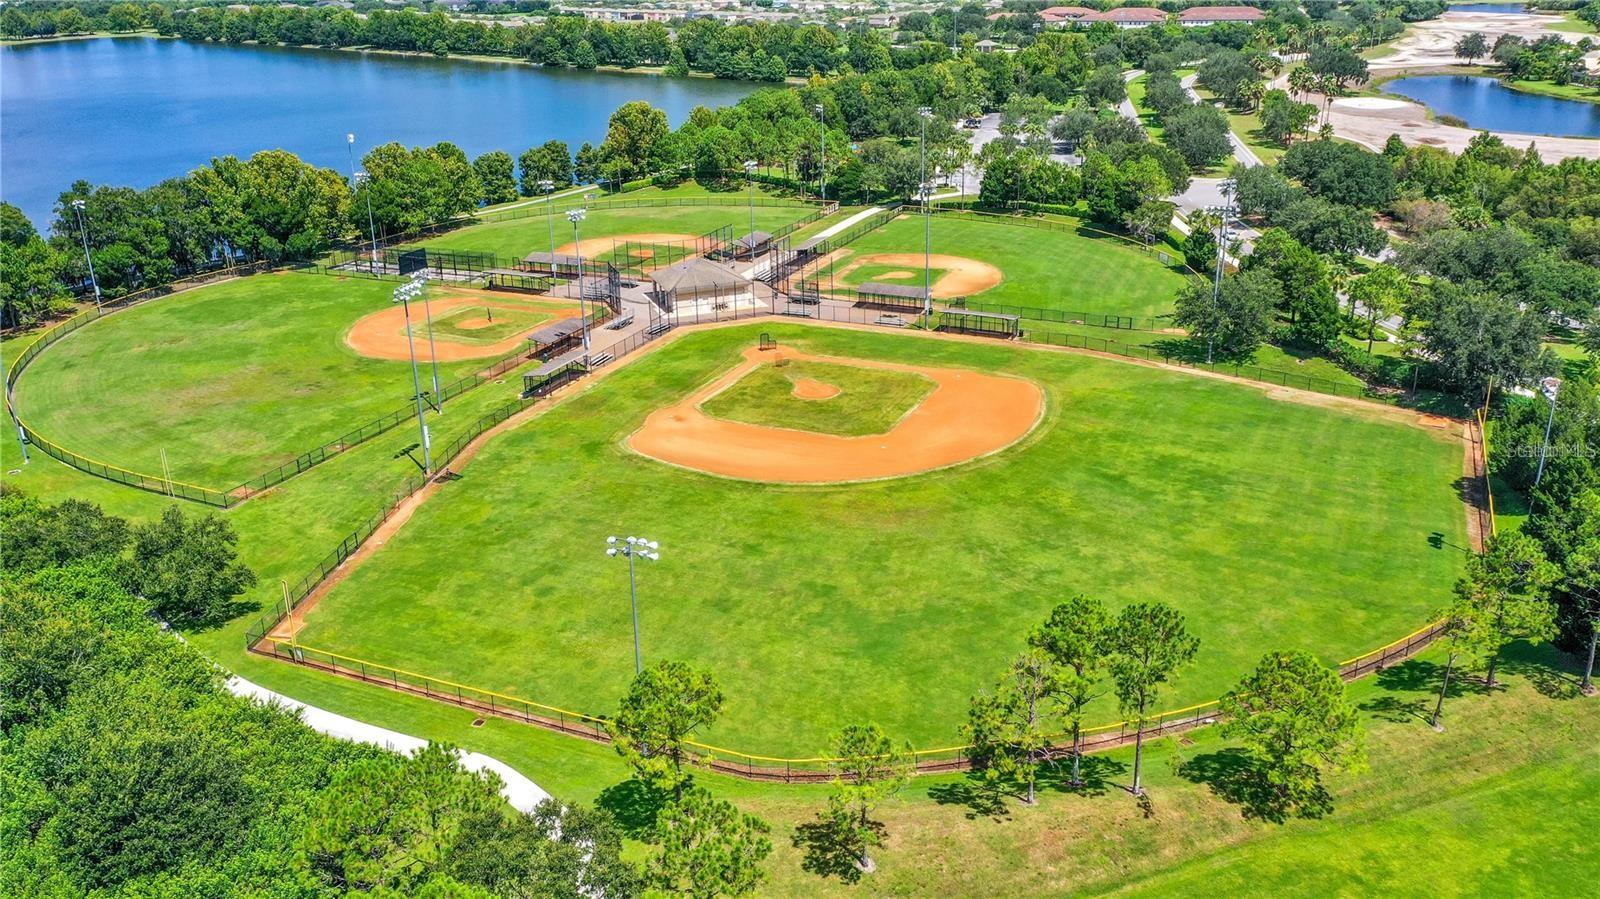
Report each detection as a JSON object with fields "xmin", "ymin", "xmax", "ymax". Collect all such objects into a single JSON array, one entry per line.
[
  {"xmin": 627, "ymin": 345, "xmax": 1044, "ymax": 483},
  {"xmin": 553, "ymin": 232, "xmax": 699, "ymax": 258},
  {"xmin": 226, "ymin": 674, "xmax": 550, "ymax": 812},
  {"xmin": 839, "ymin": 252, "xmax": 1004, "ymax": 298},
  {"xmin": 345, "ymin": 294, "xmax": 582, "ymax": 362}
]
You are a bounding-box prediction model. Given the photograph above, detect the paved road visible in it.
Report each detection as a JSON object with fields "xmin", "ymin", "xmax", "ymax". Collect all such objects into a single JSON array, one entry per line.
[
  {"xmin": 228, "ymin": 674, "xmax": 552, "ymax": 812},
  {"xmin": 1180, "ymin": 73, "xmax": 1263, "ymax": 168}
]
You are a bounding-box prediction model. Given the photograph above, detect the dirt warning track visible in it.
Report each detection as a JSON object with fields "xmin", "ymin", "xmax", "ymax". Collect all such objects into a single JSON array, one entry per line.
[{"xmin": 627, "ymin": 346, "xmax": 1044, "ymax": 484}]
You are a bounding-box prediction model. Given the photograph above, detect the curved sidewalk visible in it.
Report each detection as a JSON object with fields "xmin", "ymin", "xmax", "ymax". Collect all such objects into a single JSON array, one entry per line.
[{"xmin": 226, "ymin": 674, "xmax": 550, "ymax": 812}]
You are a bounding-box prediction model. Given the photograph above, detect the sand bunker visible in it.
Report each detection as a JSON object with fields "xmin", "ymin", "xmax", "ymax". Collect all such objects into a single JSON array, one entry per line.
[
  {"xmin": 791, "ymin": 377, "xmax": 841, "ymax": 400},
  {"xmin": 554, "ymin": 232, "xmax": 699, "ymax": 258},
  {"xmin": 1334, "ymin": 97, "xmax": 1411, "ymax": 110},
  {"xmin": 346, "ymin": 295, "xmax": 581, "ymax": 362},
  {"xmin": 849, "ymin": 253, "xmax": 1003, "ymax": 298},
  {"xmin": 627, "ymin": 346, "xmax": 1043, "ymax": 483}
]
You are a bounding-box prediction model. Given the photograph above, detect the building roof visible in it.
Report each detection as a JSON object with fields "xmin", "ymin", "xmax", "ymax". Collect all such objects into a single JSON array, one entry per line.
[
  {"xmin": 1177, "ymin": 6, "xmax": 1265, "ymax": 22},
  {"xmin": 975, "ymin": 39, "xmax": 999, "ymax": 47},
  {"xmin": 1039, "ymin": 5, "xmax": 1095, "ymax": 20},
  {"xmin": 649, "ymin": 257, "xmax": 750, "ymax": 294},
  {"xmin": 859, "ymin": 281, "xmax": 929, "ymax": 300},
  {"xmin": 527, "ymin": 318, "xmax": 585, "ymax": 347},
  {"xmin": 1088, "ymin": 8, "xmax": 1167, "ymax": 22},
  {"xmin": 522, "ymin": 251, "xmax": 585, "ymax": 266},
  {"xmin": 732, "ymin": 231, "xmax": 773, "ymax": 249}
]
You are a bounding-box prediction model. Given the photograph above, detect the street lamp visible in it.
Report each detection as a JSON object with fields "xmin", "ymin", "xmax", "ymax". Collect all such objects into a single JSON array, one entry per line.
[
  {"xmin": 538, "ymin": 178, "xmax": 557, "ymax": 265},
  {"xmin": 1534, "ymin": 376, "xmax": 1562, "ymax": 488},
  {"xmin": 814, "ymin": 103, "xmax": 827, "ymax": 201},
  {"xmin": 1202, "ymin": 201, "xmax": 1237, "ymax": 366},
  {"xmin": 392, "ymin": 276, "xmax": 432, "ymax": 475},
  {"xmin": 743, "ymin": 159, "xmax": 758, "ymax": 258},
  {"xmin": 918, "ymin": 107, "xmax": 934, "ymax": 329},
  {"xmin": 349, "ymin": 134, "xmax": 380, "ymax": 274},
  {"xmin": 606, "ymin": 535, "xmax": 661, "ymax": 675},
  {"xmin": 70, "ymin": 199, "xmax": 101, "ymax": 309},
  {"xmin": 567, "ymin": 207, "xmax": 591, "ymax": 354}
]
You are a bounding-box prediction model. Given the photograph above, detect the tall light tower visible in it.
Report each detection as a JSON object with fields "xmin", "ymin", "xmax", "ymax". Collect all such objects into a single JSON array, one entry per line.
[
  {"xmin": 1203, "ymin": 200, "xmax": 1237, "ymax": 366},
  {"xmin": 918, "ymin": 106, "xmax": 934, "ymax": 329},
  {"xmin": 538, "ymin": 178, "xmax": 557, "ymax": 263},
  {"xmin": 814, "ymin": 103, "xmax": 827, "ymax": 201},
  {"xmin": 567, "ymin": 207, "xmax": 591, "ymax": 354},
  {"xmin": 70, "ymin": 199, "xmax": 101, "ymax": 309},
  {"xmin": 349, "ymin": 134, "xmax": 380, "ymax": 274},
  {"xmin": 605, "ymin": 535, "xmax": 661, "ymax": 675},
  {"xmin": 1534, "ymin": 376, "xmax": 1563, "ymax": 488},
  {"xmin": 743, "ymin": 159, "xmax": 758, "ymax": 258},
  {"xmin": 392, "ymin": 276, "xmax": 432, "ymax": 474}
]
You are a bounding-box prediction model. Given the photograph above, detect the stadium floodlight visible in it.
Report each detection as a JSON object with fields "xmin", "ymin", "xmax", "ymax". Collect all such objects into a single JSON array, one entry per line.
[
  {"xmin": 1535, "ymin": 377, "xmax": 1562, "ymax": 488},
  {"xmin": 392, "ymin": 276, "xmax": 432, "ymax": 474},
  {"xmin": 814, "ymin": 103, "xmax": 827, "ymax": 200},
  {"xmin": 917, "ymin": 107, "xmax": 935, "ymax": 329},
  {"xmin": 539, "ymin": 178, "xmax": 558, "ymax": 265},
  {"xmin": 607, "ymin": 534, "xmax": 662, "ymax": 674},
  {"xmin": 348, "ymin": 133, "xmax": 381, "ymax": 274},
  {"xmin": 1202, "ymin": 204, "xmax": 1238, "ymax": 366},
  {"xmin": 69, "ymin": 199, "xmax": 102, "ymax": 309},
  {"xmin": 567, "ymin": 208, "xmax": 591, "ymax": 354},
  {"xmin": 743, "ymin": 159, "xmax": 759, "ymax": 256}
]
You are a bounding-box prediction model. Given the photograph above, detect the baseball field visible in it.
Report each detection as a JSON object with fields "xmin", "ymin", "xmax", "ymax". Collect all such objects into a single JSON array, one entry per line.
[{"xmin": 285, "ymin": 322, "xmax": 1469, "ymax": 757}]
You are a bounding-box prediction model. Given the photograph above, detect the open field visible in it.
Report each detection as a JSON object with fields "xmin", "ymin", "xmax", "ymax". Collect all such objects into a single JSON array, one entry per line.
[
  {"xmin": 291, "ymin": 323, "xmax": 1469, "ymax": 756},
  {"xmin": 10, "ymin": 272, "xmax": 534, "ymax": 486},
  {"xmin": 412, "ymin": 184, "xmax": 821, "ymax": 262},
  {"xmin": 809, "ymin": 213, "xmax": 1192, "ymax": 320}
]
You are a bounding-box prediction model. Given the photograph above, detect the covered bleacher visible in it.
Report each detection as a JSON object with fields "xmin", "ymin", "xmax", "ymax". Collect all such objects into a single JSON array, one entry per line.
[
  {"xmin": 855, "ymin": 281, "xmax": 929, "ymax": 312},
  {"xmin": 934, "ymin": 308, "xmax": 1020, "ymax": 339}
]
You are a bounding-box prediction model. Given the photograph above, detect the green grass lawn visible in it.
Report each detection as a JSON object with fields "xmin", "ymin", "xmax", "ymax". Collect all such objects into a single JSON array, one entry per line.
[
  {"xmin": 415, "ymin": 183, "xmax": 819, "ymax": 262},
  {"xmin": 1506, "ymin": 78, "xmax": 1600, "ymax": 104},
  {"xmin": 294, "ymin": 323, "xmax": 1468, "ymax": 757},
  {"xmin": 816, "ymin": 213, "xmax": 1191, "ymax": 321},
  {"xmin": 701, "ymin": 358, "xmax": 934, "ymax": 436},
  {"xmin": 11, "ymin": 272, "xmax": 495, "ymax": 487},
  {"xmin": 1126, "ymin": 74, "xmax": 1166, "ymax": 142}
]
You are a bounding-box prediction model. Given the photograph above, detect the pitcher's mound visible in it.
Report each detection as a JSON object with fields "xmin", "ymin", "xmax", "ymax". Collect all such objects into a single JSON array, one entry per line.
[{"xmin": 627, "ymin": 346, "xmax": 1043, "ymax": 484}]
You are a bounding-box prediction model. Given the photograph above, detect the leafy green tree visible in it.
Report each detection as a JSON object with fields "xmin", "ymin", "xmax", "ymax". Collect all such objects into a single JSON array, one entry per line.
[
  {"xmin": 1246, "ymin": 228, "xmax": 1340, "ymax": 347},
  {"xmin": 446, "ymin": 798, "xmax": 644, "ymax": 898},
  {"xmin": 301, "ymin": 743, "xmax": 505, "ymax": 892},
  {"xmin": 1350, "ymin": 264, "xmax": 1408, "ymax": 351},
  {"xmin": 1084, "ymin": 64, "xmax": 1128, "ymax": 107},
  {"xmin": 1182, "ymin": 216, "xmax": 1218, "ymax": 273},
  {"xmin": 1412, "ymin": 285, "xmax": 1549, "ymax": 393},
  {"xmin": 190, "ymin": 150, "xmax": 351, "ymax": 261},
  {"xmin": 1174, "ymin": 269, "xmax": 1279, "ymax": 361},
  {"xmin": 1127, "ymin": 199, "xmax": 1175, "ymax": 247},
  {"xmin": 518, "ymin": 140, "xmax": 574, "ymax": 194},
  {"xmin": 1108, "ymin": 602, "xmax": 1199, "ymax": 796},
  {"xmin": 601, "ymin": 101, "xmax": 671, "ymax": 182},
  {"xmin": 1219, "ymin": 650, "xmax": 1365, "ymax": 819},
  {"xmin": 1455, "ymin": 532, "xmax": 1560, "ymax": 689},
  {"xmin": 1562, "ymin": 536, "xmax": 1600, "ymax": 694},
  {"xmin": 822, "ymin": 723, "xmax": 913, "ymax": 873},
  {"xmin": 1259, "ymin": 90, "xmax": 1317, "ymax": 146},
  {"xmin": 472, "ymin": 150, "xmax": 519, "ymax": 206},
  {"xmin": 0, "ymin": 490, "xmax": 129, "ymax": 576},
  {"xmin": 126, "ymin": 506, "xmax": 257, "ymax": 628},
  {"xmin": 1028, "ymin": 594, "xmax": 1110, "ymax": 787},
  {"xmin": 1455, "ymin": 32, "xmax": 1489, "ymax": 64},
  {"xmin": 610, "ymin": 660, "xmax": 724, "ymax": 799},
  {"xmin": 964, "ymin": 648, "xmax": 1063, "ymax": 805},
  {"xmin": 1306, "ymin": 45, "xmax": 1369, "ymax": 90},
  {"xmin": 1164, "ymin": 104, "xmax": 1232, "ymax": 170},
  {"xmin": 1280, "ymin": 140, "xmax": 1396, "ymax": 209},
  {"xmin": 650, "ymin": 787, "xmax": 772, "ymax": 898}
]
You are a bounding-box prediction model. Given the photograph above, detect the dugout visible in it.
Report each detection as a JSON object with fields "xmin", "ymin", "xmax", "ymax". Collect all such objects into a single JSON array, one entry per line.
[
  {"xmin": 856, "ymin": 281, "xmax": 929, "ymax": 312},
  {"xmin": 525, "ymin": 318, "xmax": 586, "ymax": 361},
  {"xmin": 520, "ymin": 251, "xmax": 585, "ymax": 278},
  {"xmin": 935, "ymin": 309, "xmax": 1020, "ymax": 339},
  {"xmin": 484, "ymin": 269, "xmax": 554, "ymax": 294},
  {"xmin": 729, "ymin": 230, "xmax": 773, "ymax": 260}
]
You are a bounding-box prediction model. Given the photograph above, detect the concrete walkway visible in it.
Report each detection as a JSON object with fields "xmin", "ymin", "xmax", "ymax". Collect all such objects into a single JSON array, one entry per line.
[
  {"xmin": 226, "ymin": 674, "xmax": 551, "ymax": 812},
  {"xmin": 807, "ymin": 205, "xmax": 886, "ymax": 242},
  {"xmin": 1181, "ymin": 73, "xmax": 1263, "ymax": 168}
]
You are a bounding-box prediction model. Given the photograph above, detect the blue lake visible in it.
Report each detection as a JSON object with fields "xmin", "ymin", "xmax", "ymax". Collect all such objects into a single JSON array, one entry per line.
[
  {"xmin": 0, "ymin": 37, "xmax": 762, "ymax": 228},
  {"xmin": 1383, "ymin": 75, "xmax": 1600, "ymax": 138}
]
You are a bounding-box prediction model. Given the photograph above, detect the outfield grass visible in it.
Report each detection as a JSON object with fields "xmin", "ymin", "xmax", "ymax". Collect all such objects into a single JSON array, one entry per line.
[
  {"xmin": 413, "ymin": 183, "xmax": 819, "ymax": 261},
  {"xmin": 817, "ymin": 213, "xmax": 1191, "ymax": 320},
  {"xmin": 294, "ymin": 323, "xmax": 1468, "ymax": 756},
  {"xmin": 701, "ymin": 358, "xmax": 934, "ymax": 436},
  {"xmin": 11, "ymin": 273, "xmax": 499, "ymax": 486}
]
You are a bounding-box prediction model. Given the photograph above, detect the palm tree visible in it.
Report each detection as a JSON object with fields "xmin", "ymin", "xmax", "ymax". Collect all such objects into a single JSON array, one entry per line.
[
  {"xmin": 1241, "ymin": 80, "xmax": 1266, "ymax": 112},
  {"xmin": 1289, "ymin": 67, "xmax": 1315, "ymax": 101}
]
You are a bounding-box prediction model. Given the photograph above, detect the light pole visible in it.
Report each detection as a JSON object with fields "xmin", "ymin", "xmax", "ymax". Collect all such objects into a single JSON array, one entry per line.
[
  {"xmin": 743, "ymin": 159, "xmax": 758, "ymax": 258},
  {"xmin": 606, "ymin": 535, "xmax": 661, "ymax": 675},
  {"xmin": 919, "ymin": 106, "xmax": 934, "ymax": 329},
  {"xmin": 70, "ymin": 199, "xmax": 101, "ymax": 309},
  {"xmin": 538, "ymin": 178, "xmax": 557, "ymax": 264},
  {"xmin": 392, "ymin": 276, "xmax": 432, "ymax": 474},
  {"xmin": 1534, "ymin": 376, "xmax": 1562, "ymax": 488},
  {"xmin": 349, "ymin": 134, "xmax": 380, "ymax": 274},
  {"xmin": 567, "ymin": 207, "xmax": 591, "ymax": 353},
  {"xmin": 1203, "ymin": 200, "xmax": 1237, "ymax": 366},
  {"xmin": 814, "ymin": 103, "xmax": 827, "ymax": 201}
]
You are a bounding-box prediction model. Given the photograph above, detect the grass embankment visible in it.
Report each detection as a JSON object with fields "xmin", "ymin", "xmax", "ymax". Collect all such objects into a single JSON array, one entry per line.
[
  {"xmin": 1505, "ymin": 78, "xmax": 1600, "ymax": 104},
  {"xmin": 10, "ymin": 273, "xmax": 528, "ymax": 486},
  {"xmin": 296, "ymin": 323, "xmax": 1468, "ymax": 756}
]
